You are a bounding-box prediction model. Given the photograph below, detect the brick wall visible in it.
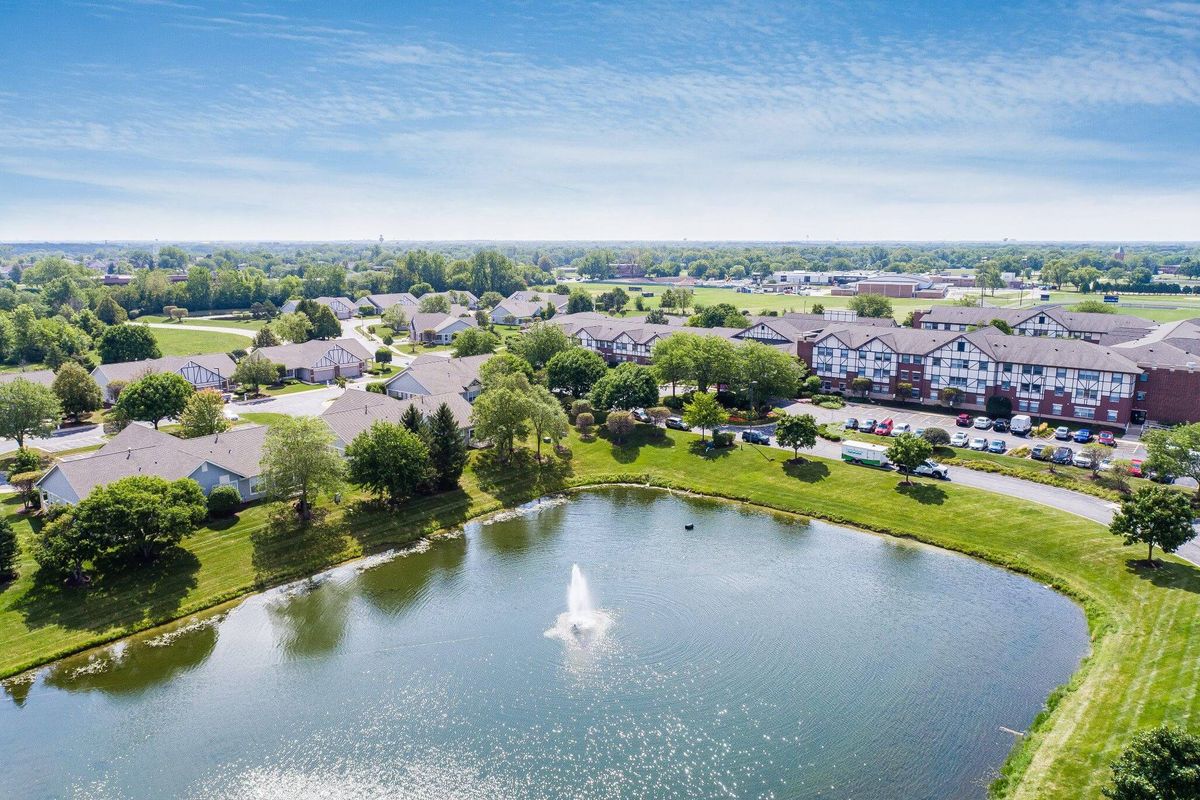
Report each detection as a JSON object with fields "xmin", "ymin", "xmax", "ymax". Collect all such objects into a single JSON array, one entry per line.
[{"xmin": 1135, "ymin": 368, "xmax": 1200, "ymax": 424}]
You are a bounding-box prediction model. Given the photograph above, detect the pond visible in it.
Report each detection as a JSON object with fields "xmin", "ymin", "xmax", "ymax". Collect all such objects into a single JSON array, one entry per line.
[{"xmin": 0, "ymin": 488, "xmax": 1089, "ymax": 799}]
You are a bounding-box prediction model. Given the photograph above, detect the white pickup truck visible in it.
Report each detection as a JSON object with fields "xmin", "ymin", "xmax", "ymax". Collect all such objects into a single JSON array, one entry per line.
[{"xmin": 900, "ymin": 459, "xmax": 951, "ymax": 480}]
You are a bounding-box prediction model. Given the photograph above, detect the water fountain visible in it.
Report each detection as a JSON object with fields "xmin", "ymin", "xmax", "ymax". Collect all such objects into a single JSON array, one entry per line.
[{"xmin": 545, "ymin": 563, "xmax": 611, "ymax": 642}]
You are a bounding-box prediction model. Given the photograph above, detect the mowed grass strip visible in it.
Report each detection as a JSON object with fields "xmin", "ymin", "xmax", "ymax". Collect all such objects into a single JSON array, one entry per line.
[
  {"xmin": 2, "ymin": 425, "xmax": 1198, "ymax": 799},
  {"xmin": 147, "ymin": 326, "xmax": 252, "ymax": 356}
]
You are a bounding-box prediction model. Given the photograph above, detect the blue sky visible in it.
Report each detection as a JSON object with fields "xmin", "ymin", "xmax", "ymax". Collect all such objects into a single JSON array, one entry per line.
[{"xmin": 0, "ymin": 0, "xmax": 1198, "ymax": 241}]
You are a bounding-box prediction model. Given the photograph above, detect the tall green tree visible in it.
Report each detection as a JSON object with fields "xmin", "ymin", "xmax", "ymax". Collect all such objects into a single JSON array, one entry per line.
[
  {"xmin": 848, "ymin": 293, "xmax": 894, "ymax": 319},
  {"xmin": 691, "ymin": 336, "xmax": 739, "ymax": 394},
  {"xmin": 886, "ymin": 433, "xmax": 934, "ymax": 485},
  {"xmin": 589, "ymin": 362, "xmax": 659, "ymax": 411},
  {"xmin": 97, "ymin": 324, "xmax": 161, "ymax": 364},
  {"xmin": 451, "ymin": 327, "xmax": 499, "ymax": 358},
  {"xmin": 0, "ymin": 378, "xmax": 62, "ymax": 447},
  {"xmin": 260, "ymin": 416, "xmax": 345, "ymax": 521},
  {"xmin": 274, "ymin": 311, "xmax": 313, "ymax": 343},
  {"xmin": 33, "ymin": 510, "xmax": 97, "ymax": 585},
  {"xmin": 527, "ymin": 385, "xmax": 569, "ymax": 460},
  {"xmin": 775, "ymin": 412, "xmax": 818, "ymax": 459},
  {"xmin": 1103, "ymin": 724, "xmax": 1200, "ymax": 800},
  {"xmin": 400, "ymin": 403, "xmax": 425, "ymax": 434},
  {"xmin": 735, "ymin": 341, "xmax": 805, "ymax": 410},
  {"xmin": 346, "ymin": 421, "xmax": 431, "ymax": 505},
  {"xmin": 252, "ymin": 326, "xmax": 281, "ymax": 348},
  {"xmin": 681, "ymin": 391, "xmax": 728, "ymax": 441},
  {"xmin": 566, "ymin": 289, "xmax": 594, "ymax": 314},
  {"xmin": 546, "ymin": 347, "xmax": 607, "ymax": 398},
  {"xmin": 426, "ymin": 402, "xmax": 469, "ymax": 490},
  {"xmin": 471, "ymin": 384, "xmax": 532, "ymax": 462},
  {"xmin": 94, "ymin": 294, "xmax": 128, "ymax": 324},
  {"xmin": 418, "ymin": 293, "xmax": 451, "ymax": 313},
  {"xmin": 72, "ymin": 476, "xmax": 206, "ymax": 562},
  {"xmin": 308, "ymin": 305, "xmax": 342, "ymax": 339},
  {"xmin": 232, "ymin": 353, "xmax": 278, "ymax": 394},
  {"xmin": 0, "ymin": 516, "xmax": 17, "ymax": 581},
  {"xmin": 1143, "ymin": 423, "xmax": 1200, "ymax": 501},
  {"xmin": 51, "ymin": 362, "xmax": 102, "ymax": 422},
  {"xmin": 115, "ymin": 372, "xmax": 193, "ymax": 429},
  {"xmin": 511, "ymin": 322, "xmax": 572, "ymax": 369},
  {"xmin": 179, "ymin": 388, "xmax": 231, "ymax": 438},
  {"xmin": 651, "ymin": 334, "xmax": 696, "ymax": 396},
  {"xmin": 479, "ymin": 353, "xmax": 534, "ymax": 388},
  {"xmin": 1110, "ymin": 485, "xmax": 1197, "ymax": 566}
]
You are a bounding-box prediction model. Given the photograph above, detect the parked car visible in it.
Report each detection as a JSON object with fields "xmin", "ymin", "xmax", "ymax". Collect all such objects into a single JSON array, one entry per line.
[
  {"xmin": 987, "ymin": 439, "xmax": 1006, "ymax": 454},
  {"xmin": 858, "ymin": 418, "xmax": 877, "ymax": 433},
  {"xmin": 950, "ymin": 431, "xmax": 970, "ymax": 447},
  {"xmin": 955, "ymin": 413, "xmax": 972, "ymax": 427},
  {"xmin": 1052, "ymin": 446, "xmax": 1075, "ymax": 464},
  {"xmin": 843, "ymin": 417, "xmax": 859, "ymax": 430},
  {"xmin": 889, "ymin": 422, "xmax": 911, "ymax": 436},
  {"xmin": 1072, "ymin": 428, "xmax": 1093, "ymax": 444},
  {"xmin": 874, "ymin": 418, "xmax": 894, "ymax": 436},
  {"xmin": 973, "ymin": 416, "xmax": 992, "ymax": 430},
  {"xmin": 1054, "ymin": 426, "xmax": 1071, "ymax": 440},
  {"xmin": 665, "ymin": 416, "xmax": 689, "ymax": 430},
  {"xmin": 969, "ymin": 437, "xmax": 988, "ymax": 451},
  {"xmin": 992, "ymin": 418, "xmax": 1009, "ymax": 433},
  {"xmin": 898, "ymin": 459, "xmax": 950, "ymax": 480},
  {"xmin": 631, "ymin": 408, "xmax": 652, "ymax": 423},
  {"xmin": 1031, "ymin": 443, "xmax": 1054, "ymax": 460},
  {"xmin": 222, "ymin": 407, "xmax": 240, "ymax": 421},
  {"xmin": 1130, "ymin": 458, "xmax": 1144, "ymax": 477},
  {"xmin": 913, "ymin": 427, "xmax": 925, "ymax": 438},
  {"xmin": 741, "ymin": 429, "xmax": 770, "ymax": 445},
  {"xmin": 1098, "ymin": 458, "xmax": 1115, "ymax": 472},
  {"xmin": 1072, "ymin": 451, "xmax": 1096, "ymax": 469},
  {"xmin": 1098, "ymin": 431, "xmax": 1116, "ymax": 446}
]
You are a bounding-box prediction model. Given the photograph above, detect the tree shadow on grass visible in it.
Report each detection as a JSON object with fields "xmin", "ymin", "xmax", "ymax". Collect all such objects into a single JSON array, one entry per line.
[
  {"xmin": 249, "ymin": 506, "xmax": 353, "ymax": 584},
  {"xmin": 13, "ymin": 545, "xmax": 200, "ymax": 635},
  {"xmin": 341, "ymin": 487, "xmax": 476, "ymax": 554},
  {"xmin": 687, "ymin": 440, "xmax": 734, "ymax": 460},
  {"xmin": 782, "ymin": 459, "xmax": 831, "ymax": 483},
  {"xmin": 598, "ymin": 425, "xmax": 674, "ymax": 464},
  {"xmin": 893, "ymin": 481, "xmax": 948, "ymax": 505},
  {"xmin": 1123, "ymin": 557, "xmax": 1200, "ymax": 595},
  {"xmin": 473, "ymin": 448, "xmax": 575, "ymax": 506}
]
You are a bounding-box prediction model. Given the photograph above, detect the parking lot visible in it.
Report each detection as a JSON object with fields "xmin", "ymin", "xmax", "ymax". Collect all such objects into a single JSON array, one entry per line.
[{"xmin": 776, "ymin": 398, "xmax": 1148, "ymax": 461}]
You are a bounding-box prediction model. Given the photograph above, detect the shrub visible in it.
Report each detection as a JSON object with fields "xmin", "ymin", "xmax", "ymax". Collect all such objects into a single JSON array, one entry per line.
[
  {"xmin": 576, "ymin": 412, "xmax": 595, "ymax": 437},
  {"xmin": 207, "ymin": 485, "xmax": 242, "ymax": 518},
  {"xmin": 367, "ymin": 381, "xmax": 387, "ymax": 394},
  {"xmin": 382, "ymin": 334, "xmax": 395, "ymax": 346},
  {"xmin": 0, "ymin": 516, "xmax": 17, "ymax": 581},
  {"xmin": 711, "ymin": 431, "xmax": 735, "ymax": 448},
  {"xmin": 921, "ymin": 427, "xmax": 950, "ymax": 446},
  {"xmin": 817, "ymin": 424, "xmax": 843, "ymax": 442},
  {"xmin": 375, "ymin": 348, "xmax": 392, "ymax": 364}
]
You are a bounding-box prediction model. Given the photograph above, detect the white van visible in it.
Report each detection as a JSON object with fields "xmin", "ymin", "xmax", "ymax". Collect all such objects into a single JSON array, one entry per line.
[{"xmin": 1009, "ymin": 414, "xmax": 1033, "ymax": 436}]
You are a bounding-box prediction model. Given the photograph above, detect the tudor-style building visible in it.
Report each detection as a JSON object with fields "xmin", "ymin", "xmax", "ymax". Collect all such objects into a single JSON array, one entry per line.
[
  {"xmin": 251, "ymin": 338, "xmax": 373, "ymax": 383},
  {"xmin": 91, "ymin": 353, "xmax": 237, "ymax": 403}
]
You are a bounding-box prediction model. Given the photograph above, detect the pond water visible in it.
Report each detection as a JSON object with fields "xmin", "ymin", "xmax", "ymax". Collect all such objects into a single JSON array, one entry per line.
[{"xmin": 0, "ymin": 488, "xmax": 1089, "ymax": 799}]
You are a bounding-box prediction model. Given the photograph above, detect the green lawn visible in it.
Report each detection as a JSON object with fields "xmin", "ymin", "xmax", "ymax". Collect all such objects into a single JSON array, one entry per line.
[
  {"xmin": 137, "ymin": 315, "xmax": 266, "ymax": 331},
  {"xmin": 236, "ymin": 412, "xmax": 293, "ymax": 427},
  {"xmin": 260, "ymin": 381, "xmax": 327, "ymax": 397},
  {"xmin": 146, "ymin": 326, "xmax": 252, "ymax": 356},
  {"xmin": 1, "ymin": 427, "xmax": 1198, "ymax": 799}
]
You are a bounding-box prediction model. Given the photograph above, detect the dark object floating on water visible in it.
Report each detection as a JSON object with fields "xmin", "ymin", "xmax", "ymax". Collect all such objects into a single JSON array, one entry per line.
[{"xmin": 684, "ymin": 523, "xmax": 694, "ymax": 530}]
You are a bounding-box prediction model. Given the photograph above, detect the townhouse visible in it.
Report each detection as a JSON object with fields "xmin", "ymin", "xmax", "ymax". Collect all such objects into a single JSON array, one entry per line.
[
  {"xmin": 92, "ymin": 353, "xmax": 237, "ymax": 403},
  {"xmin": 320, "ymin": 388, "xmax": 474, "ymax": 451},
  {"xmin": 37, "ymin": 423, "xmax": 268, "ymax": 506},
  {"xmin": 490, "ymin": 291, "xmax": 570, "ymax": 325},
  {"xmin": 382, "ymin": 353, "xmax": 490, "ymax": 402},
  {"xmin": 280, "ymin": 296, "xmax": 358, "ymax": 320},
  {"xmin": 251, "ymin": 338, "xmax": 373, "ymax": 383},
  {"xmin": 915, "ymin": 304, "xmax": 1155, "ymax": 344},
  {"xmin": 408, "ymin": 306, "xmax": 478, "ymax": 344},
  {"xmin": 357, "ymin": 290, "xmax": 480, "ymax": 315}
]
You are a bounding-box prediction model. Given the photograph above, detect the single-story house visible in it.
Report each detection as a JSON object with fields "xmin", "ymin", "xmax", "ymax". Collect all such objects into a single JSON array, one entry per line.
[
  {"xmin": 36, "ymin": 423, "xmax": 269, "ymax": 506},
  {"xmin": 489, "ymin": 291, "xmax": 569, "ymax": 325},
  {"xmin": 382, "ymin": 353, "xmax": 490, "ymax": 402},
  {"xmin": 320, "ymin": 388, "xmax": 473, "ymax": 450},
  {"xmin": 356, "ymin": 292, "xmax": 418, "ymax": 314},
  {"xmin": 91, "ymin": 353, "xmax": 237, "ymax": 403},
  {"xmin": 251, "ymin": 338, "xmax": 373, "ymax": 383},
  {"xmin": 280, "ymin": 296, "xmax": 357, "ymax": 320},
  {"xmin": 408, "ymin": 307, "xmax": 478, "ymax": 344},
  {"xmin": 0, "ymin": 369, "xmax": 56, "ymax": 388}
]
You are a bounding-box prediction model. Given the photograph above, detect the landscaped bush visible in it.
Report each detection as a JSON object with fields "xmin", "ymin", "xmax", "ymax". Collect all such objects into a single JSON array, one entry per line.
[
  {"xmin": 1009, "ymin": 446, "xmax": 1031, "ymax": 458},
  {"xmin": 711, "ymin": 431, "xmax": 735, "ymax": 448},
  {"xmin": 941, "ymin": 458, "xmax": 1123, "ymax": 502},
  {"xmin": 367, "ymin": 381, "xmax": 387, "ymax": 394},
  {"xmin": 662, "ymin": 395, "xmax": 687, "ymax": 411},
  {"xmin": 921, "ymin": 426, "xmax": 950, "ymax": 446},
  {"xmin": 207, "ymin": 485, "xmax": 242, "ymax": 518},
  {"xmin": 817, "ymin": 423, "xmax": 843, "ymax": 442}
]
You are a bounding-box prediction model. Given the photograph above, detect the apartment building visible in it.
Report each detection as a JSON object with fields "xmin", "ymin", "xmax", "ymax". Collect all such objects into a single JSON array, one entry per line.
[
  {"xmin": 915, "ymin": 304, "xmax": 1155, "ymax": 344},
  {"xmin": 802, "ymin": 324, "xmax": 1141, "ymax": 425}
]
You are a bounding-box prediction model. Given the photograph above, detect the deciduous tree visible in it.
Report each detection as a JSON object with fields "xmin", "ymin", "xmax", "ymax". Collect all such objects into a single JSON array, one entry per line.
[
  {"xmin": 605, "ymin": 409, "xmax": 635, "ymax": 443},
  {"xmin": 0, "ymin": 378, "xmax": 62, "ymax": 447},
  {"xmin": 274, "ymin": 311, "xmax": 312, "ymax": 343},
  {"xmin": 232, "ymin": 353, "xmax": 278, "ymax": 394},
  {"xmin": 252, "ymin": 326, "xmax": 281, "ymax": 348},
  {"xmin": 546, "ymin": 347, "xmax": 607, "ymax": 398},
  {"xmin": 775, "ymin": 412, "xmax": 818, "ymax": 459},
  {"xmin": 848, "ymin": 293, "xmax": 893, "ymax": 319},
  {"xmin": 52, "ymin": 362, "xmax": 102, "ymax": 422},
  {"xmin": 1102, "ymin": 724, "xmax": 1200, "ymax": 800},
  {"xmin": 1110, "ymin": 485, "xmax": 1197, "ymax": 566},
  {"xmin": 589, "ymin": 362, "xmax": 659, "ymax": 411},
  {"xmin": 1144, "ymin": 423, "xmax": 1200, "ymax": 501},
  {"xmin": 346, "ymin": 421, "xmax": 431, "ymax": 505},
  {"xmin": 887, "ymin": 432, "xmax": 934, "ymax": 485},
  {"xmin": 179, "ymin": 388, "xmax": 231, "ymax": 438},
  {"xmin": 115, "ymin": 372, "xmax": 193, "ymax": 429},
  {"xmin": 261, "ymin": 416, "xmax": 345, "ymax": 521},
  {"xmin": 73, "ymin": 475, "xmax": 206, "ymax": 562},
  {"xmin": 97, "ymin": 324, "xmax": 161, "ymax": 364},
  {"xmin": 451, "ymin": 327, "xmax": 499, "ymax": 358},
  {"xmin": 510, "ymin": 322, "xmax": 572, "ymax": 369},
  {"xmin": 471, "ymin": 384, "xmax": 532, "ymax": 462},
  {"xmin": 682, "ymin": 391, "xmax": 728, "ymax": 441},
  {"xmin": 528, "ymin": 386, "xmax": 568, "ymax": 460}
]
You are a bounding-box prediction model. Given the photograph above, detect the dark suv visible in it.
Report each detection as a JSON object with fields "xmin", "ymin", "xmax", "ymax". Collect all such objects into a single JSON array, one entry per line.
[
  {"xmin": 741, "ymin": 429, "xmax": 771, "ymax": 445},
  {"xmin": 1051, "ymin": 446, "xmax": 1074, "ymax": 465}
]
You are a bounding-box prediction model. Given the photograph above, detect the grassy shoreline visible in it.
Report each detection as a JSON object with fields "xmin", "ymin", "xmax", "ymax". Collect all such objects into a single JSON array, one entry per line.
[{"xmin": 2, "ymin": 426, "xmax": 1198, "ymax": 798}]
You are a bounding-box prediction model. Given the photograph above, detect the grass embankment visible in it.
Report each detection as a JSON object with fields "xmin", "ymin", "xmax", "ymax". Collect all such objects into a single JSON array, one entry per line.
[
  {"xmin": 147, "ymin": 327, "xmax": 252, "ymax": 356},
  {"xmin": 1, "ymin": 427, "xmax": 1198, "ymax": 798}
]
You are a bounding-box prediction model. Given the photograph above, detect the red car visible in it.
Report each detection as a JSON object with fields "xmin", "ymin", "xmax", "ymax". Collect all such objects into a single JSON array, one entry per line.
[
  {"xmin": 1130, "ymin": 458, "xmax": 1144, "ymax": 478},
  {"xmin": 1098, "ymin": 431, "xmax": 1116, "ymax": 446},
  {"xmin": 955, "ymin": 413, "xmax": 972, "ymax": 427},
  {"xmin": 874, "ymin": 418, "xmax": 894, "ymax": 436}
]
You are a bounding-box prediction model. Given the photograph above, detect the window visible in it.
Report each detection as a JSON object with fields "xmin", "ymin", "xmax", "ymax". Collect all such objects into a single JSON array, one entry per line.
[
  {"xmin": 932, "ymin": 357, "xmax": 941, "ymax": 366},
  {"xmin": 1002, "ymin": 380, "xmax": 1011, "ymax": 390},
  {"xmin": 913, "ymin": 356, "xmax": 923, "ymax": 365},
  {"xmin": 1052, "ymin": 403, "xmax": 1063, "ymax": 415},
  {"xmin": 1002, "ymin": 362, "xmax": 1013, "ymax": 371},
  {"xmin": 1056, "ymin": 368, "xmax": 1067, "ymax": 379},
  {"xmin": 956, "ymin": 341, "xmax": 966, "ymax": 352},
  {"xmin": 977, "ymin": 361, "xmax": 989, "ymax": 371},
  {"xmin": 1075, "ymin": 407, "xmax": 1095, "ymax": 420},
  {"xmin": 1107, "ymin": 409, "xmax": 1119, "ymax": 422},
  {"xmin": 1139, "ymin": 373, "xmax": 1149, "ymax": 382},
  {"xmin": 900, "ymin": 354, "xmax": 911, "ymax": 364},
  {"xmin": 910, "ymin": 388, "xmax": 920, "ymax": 399},
  {"xmin": 858, "ymin": 350, "xmax": 867, "ymax": 358},
  {"xmin": 1078, "ymin": 370, "xmax": 1100, "ymax": 382},
  {"xmin": 1136, "ymin": 390, "xmax": 1146, "ymax": 401}
]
